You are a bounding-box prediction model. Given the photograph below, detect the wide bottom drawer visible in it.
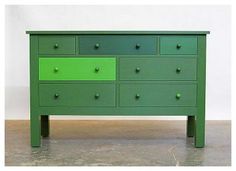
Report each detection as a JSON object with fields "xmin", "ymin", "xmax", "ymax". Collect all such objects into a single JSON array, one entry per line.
[
  {"xmin": 39, "ymin": 83, "xmax": 116, "ymax": 107},
  {"xmin": 119, "ymin": 83, "xmax": 197, "ymax": 107}
]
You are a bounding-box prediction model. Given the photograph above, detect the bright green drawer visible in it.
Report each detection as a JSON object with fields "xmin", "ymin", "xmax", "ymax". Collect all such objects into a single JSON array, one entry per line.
[
  {"xmin": 39, "ymin": 84, "xmax": 115, "ymax": 107},
  {"xmin": 38, "ymin": 36, "xmax": 76, "ymax": 55},
  {"xmin": 119, "ymin": 58, "xmax": 197, "ymax": 80},
  {"xmin": 160, "ymin": 36, "xmax": 197, "ymax": 55},
  {"xmin": 39, "ymin": 58, "xmax": 116, "ymax": 80},
  {"xmin": 79, "ymin": 35, "xmax": 157, "ymax": 55},
  {"xmin": 120, "ymin": 84, "xmax": 197, "ymax": 107}
]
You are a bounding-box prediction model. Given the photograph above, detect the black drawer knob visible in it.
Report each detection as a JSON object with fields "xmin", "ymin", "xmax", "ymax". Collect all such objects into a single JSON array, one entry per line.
[
  {"xmin": 54, "ymin": 67, "xmax": 59, "ymax": 72},
  {"xmin": 136, "ymin": 44, "xmax": 141, "ymax": 49},
  {"xmin": 94, "ymin": 93, "xmax": 100, "ymax": 99},
  {"xmin": 176, "ymin": 44, "xmax": 181, "ymax": 49},
  {"xmin": 95, "ymin": 67, "xmax": 100, "ymax": 72},
  {"xmin": 135, "ymin": 94, "xmax": 140, "ymax": 99},
  {"xmin": 176, "ymin": 93, "xmax": 181, "ymax": 99},
  {"xmin": 54, "ymin": 43, "xmax": 59, "ymax": 49},
  {"xmin": 95, "ymin": 43, "xmax": 100, "ymax": 49},
  {"xmin": 135, "ymin": 67, "xmax": 141, "ymax": 73},
  {"xmin": 176, "ymin": 67, "xmax": 181, "ymax": 73},
  {"xmin": 54, "ymin": 93, "xmax": 60, "ymax": 99}
]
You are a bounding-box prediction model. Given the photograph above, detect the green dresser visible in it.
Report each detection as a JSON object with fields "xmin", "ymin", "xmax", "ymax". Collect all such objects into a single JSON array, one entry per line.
[{"xmin": 26, "ymin": 31, "xmax": 209, "ymax": 147}]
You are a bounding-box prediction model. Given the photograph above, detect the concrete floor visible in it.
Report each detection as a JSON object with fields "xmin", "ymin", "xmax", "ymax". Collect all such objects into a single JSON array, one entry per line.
[{"xmin": 5, "ymin": 120, "xmax": 231, "ymax": 166}]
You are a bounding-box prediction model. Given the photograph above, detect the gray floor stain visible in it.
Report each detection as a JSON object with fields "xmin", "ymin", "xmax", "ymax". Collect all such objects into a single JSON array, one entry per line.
[
  {"xmin": 168, "ymin": 145, "xmax": 179, "ymax": 166},
  {"xmin": 5, "ymin": 120, "xmax": 231, "ymax": 166}
]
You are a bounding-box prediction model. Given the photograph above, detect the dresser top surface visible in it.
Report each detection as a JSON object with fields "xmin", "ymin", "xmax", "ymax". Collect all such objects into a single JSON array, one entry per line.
[{"xmin": 26, "ymin": 30, "xmax": 210, "ymax": 35}]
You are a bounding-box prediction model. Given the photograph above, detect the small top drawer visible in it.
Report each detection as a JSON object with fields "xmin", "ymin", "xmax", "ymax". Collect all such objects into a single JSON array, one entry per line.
[
  {"xmin": 79, "ymin": 36, "xmax": 157, "ymax": 55},
  {"xmin": 160, "ymin": 36, "xmax": 197, "ymax": 55},
  {"xmin": 38, "ymin": 36, "xmax": 76, "ymax": 55}
]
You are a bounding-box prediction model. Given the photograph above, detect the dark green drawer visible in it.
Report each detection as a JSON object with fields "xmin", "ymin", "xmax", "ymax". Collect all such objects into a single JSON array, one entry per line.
[
  {"xmin": 79, "ymin": 36, "xmax": 157, "ymax": 55},
  {"xmin": 119, "ymin": 84, "xmax": 197, "ymax": 107},
  {"xmin": 160, "ymin": 36, "xmax": 197, "ymax": 55},
  {"xmin": 39, "ymin": 58, "xmax": 116, "ymax": 80},
  {"xmin": 119, "ymin": 58, "xmax": 197, "ymax": 80},
  {"xmin": 38, "ymin": 36, "xmax": 76, "ymax": 55},
  {"xmin": 39, "ymin": 84, "xmax": 115, "ymax": 107}
]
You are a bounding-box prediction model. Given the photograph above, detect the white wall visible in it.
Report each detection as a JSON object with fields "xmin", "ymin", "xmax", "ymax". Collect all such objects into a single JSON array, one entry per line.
[{"xmin": 5, "ymin": 5, "xmax": 231, "ymax": 120}]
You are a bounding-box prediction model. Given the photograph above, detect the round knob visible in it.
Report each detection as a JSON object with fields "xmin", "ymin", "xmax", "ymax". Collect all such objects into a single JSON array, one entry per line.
[
  {"xmin": 54, "ymin": 67, "xmax": 59, "ymax": 72},
  {"xmin": 176, "ymin": 44, "xmax": 181, "ymax": 49},
  {"xmin": 95, "ymin": 43, "xmax": 100, "ymax": 49},
  {"xmin": 176, "ymin": 93, "xmax": 181, "ymax": 99},
  {"xmin": 135, "ymin": 67, "xmax": 141, "ymax": 73},
  {"xmin": 176, "ymin": 67, "xmax": 181, "ymax": 73},
  {"xmin": 95, "ymin": 67, "xmax": 100, "ymax": 72},
  {"xmin": 94, "ymin": 93, "xmax": 100, "ymax": 99},
  {"xmin": 54, "ymin": 93, "xmax": 59, "ymax": 99},
  {"xmin": 136, "ymin": 44, "xmax": 141, "ymax": 49},
  {"xmin": 135, "ymin": 94, "xmax": 140, "ymax": 99},
  {"xmin": 54, "ymin": 43, "xmax": 59, "ymax": 49}
]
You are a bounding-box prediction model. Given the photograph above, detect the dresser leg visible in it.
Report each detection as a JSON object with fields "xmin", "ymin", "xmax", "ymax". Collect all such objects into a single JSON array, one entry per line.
[
  {"xmin": 30, "ymin": 113, "xmax": 41, "ymax": 147},
  {"xmin": 194, "ymin": 115, "xmax": 205, "ymax": 148},
  {"xmin": 41, "ymin": 115, "xmax": 50, "ymax": 137},
  {"xmin": 187, "ymin": 116, "xmax": 195, "ymax": 137},
  {"xmin": 194, "ymin": 35, "xmax": 206, "ymax": 148}
]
